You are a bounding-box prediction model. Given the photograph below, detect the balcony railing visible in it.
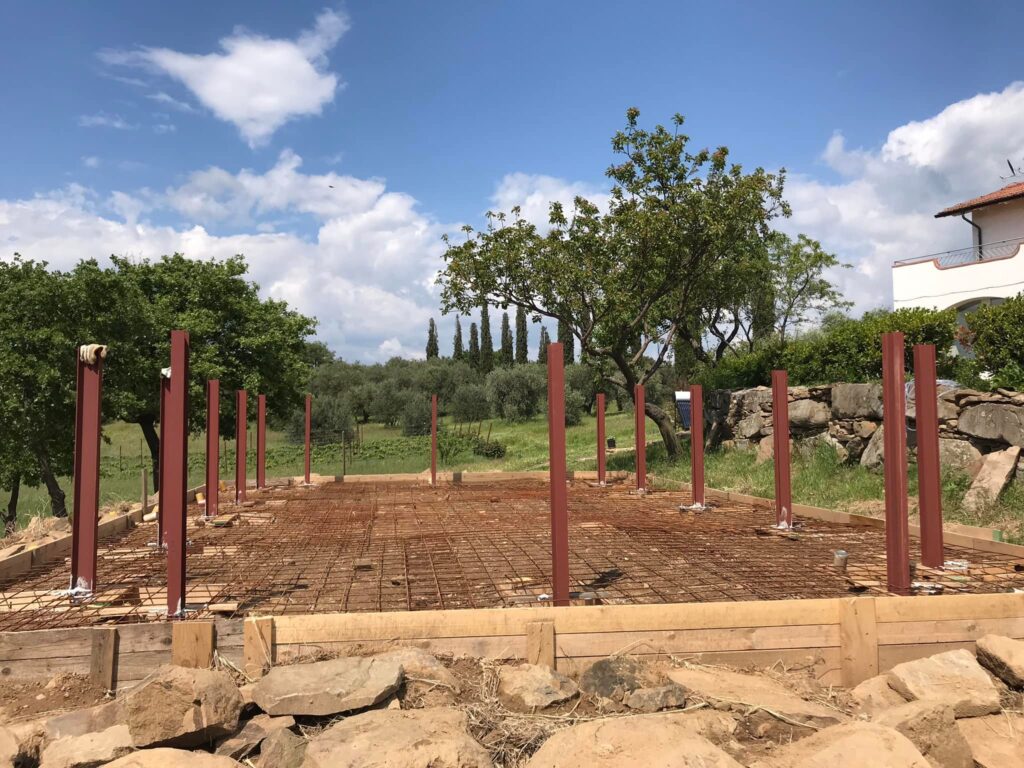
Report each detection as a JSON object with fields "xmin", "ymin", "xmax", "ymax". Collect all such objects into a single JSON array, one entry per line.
[{"xmin": 894, "ymin": 236, "xmax": 1024, "ymax": 268}]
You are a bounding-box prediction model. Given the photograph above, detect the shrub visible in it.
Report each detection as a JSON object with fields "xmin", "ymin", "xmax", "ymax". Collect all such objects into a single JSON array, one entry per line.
[
  {"xmin": 968, "ymin": 293, "xmax": 1024, "ymax": 388},
  {"xmin": 401, "ymin": 396, "xmax": 433, "ymax": 436},
  {"xmin": 370, "ymin": 381, "xmax": 405, "ymax": 426},
  {"xmin": 471, "ymin": 436, "xmax": 506, "ymax": 458},
  {"xmin": 288, "ymin": 394, "xmax": 354, "ymax": 444},
  {"xmin": 564, "ymin": 389, "xmax": 585, "ymax": 426},
  {"xmin": 486, "ymin": 365, "xmax": 546, "ymax": 421},
  {"xmin": 450, "ymin": 384, "xmax": 491, "ymax": 423}
]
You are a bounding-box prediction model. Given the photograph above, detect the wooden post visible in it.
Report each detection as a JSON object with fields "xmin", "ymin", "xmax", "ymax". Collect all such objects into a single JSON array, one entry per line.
[
  {"xmin": 596, "ymin": 393, "xmax": 606, "ymax": 485},
  {"xmin": 244, "ymin": 616, "xmax": 274, "ymax": 677},
  {"xmin": 172, "ymin": 622, "xmax": 216, "ymax": 668},
  {"xmin": 913, "ymin": 344, "xmax": 944, "ymax": 568},
  {"xmin": 546, "ymin": 342, "xmax": 570, "ymax": 607},
  {"xmin": 526, "ymin": 621, "xmax": 556, "ymax": 669},
  {"xmin": 882, "ymin": 332, "xmax": 911, "ymax": 595},
  {"xmin": 89, "ymin": 627, "xmax": 118, "ymax": 691},
  {"xmin": 839, "ymin": 597, "xmax": 879, "ymax": 686}
]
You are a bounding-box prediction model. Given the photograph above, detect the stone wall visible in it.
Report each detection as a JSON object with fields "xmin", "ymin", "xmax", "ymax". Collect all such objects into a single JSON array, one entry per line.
[{"xmin": 706, "ymin": 383, "xmax": 1024, "ymax": 474}]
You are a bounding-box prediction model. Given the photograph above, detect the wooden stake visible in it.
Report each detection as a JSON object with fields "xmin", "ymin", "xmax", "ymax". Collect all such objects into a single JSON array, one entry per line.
[
  {"xmin": 244, "ymin": 616, "xmax": 274, "ymax": 677},
  {"xmin": 172, "ymin": 622, "xmax": 216, "ymax": 668},
  {"xmin": 527, "ymin": 621, "xmax": 556, "ymax": 669},
  {"xmin": 89, "ymin": 627, "xmax": 118, "ymax": 690}
]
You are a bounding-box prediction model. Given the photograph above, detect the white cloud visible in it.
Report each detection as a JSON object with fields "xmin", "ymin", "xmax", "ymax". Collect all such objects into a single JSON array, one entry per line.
[
  {"xmin": 153, "ymin": 123, "xmax": 177, "ymax": 134},
  {"xmin": 100, "ymin": 9, "xmax": 349, "ymax": 147},
  {"xmin": 147, "ymin": 91, "xmax": 195, "ymax": 113},
  {"xmin": 490, "ymin": 172, "xmax": 609, "ymax": 228},
  {"xmin": 78, "ymin": 113, "xmax": 136, "ymax": 130},
  {"xmin": 786, "ymin": 81, "xmax": 1024, "ymax": 311},
  {"xmin": 81, "ymin": 156, "xmax": 100, "ymax": 169}
]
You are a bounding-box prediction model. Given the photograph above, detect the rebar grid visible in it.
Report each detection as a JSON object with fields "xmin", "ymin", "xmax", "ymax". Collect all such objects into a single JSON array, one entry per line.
[{"xmin": 2, "ymin": 479, "xmax": 1023, "ymax": 632}]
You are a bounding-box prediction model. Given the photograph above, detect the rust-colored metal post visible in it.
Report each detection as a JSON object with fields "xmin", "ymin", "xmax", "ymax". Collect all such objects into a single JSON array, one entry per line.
[
  {"xmin": 235, "ymin": 390, "xmax": 247, "ymax": 503},
  {"xmin": 882, "ymin": 332, "xmax": 911, "ymax": 594},
  {"xmin": 691, "ymin": 384, "xmax": 705, "ymax": 507},
  {"xmin": 546, "ymin": 342, "xmax": 570, "ymax": 607},
  {"xmin": 205, "ymin": 380, "xmax": 219, "ymax": 518},
  {"xmin": 596, "ymin": 392, "xmax": 606, "ymax": 485},
  {"xmin": 430, "ymin": 394, "xmax": 438, "ymax": 486},
  {"xmin": 164, "ymin": 330, "xmax": 190, "ymax": 616},
  {"xmin": 771, "ymin": 371, "xmax": 793, "ymax": 527},
  {"xmin": 71, "ymin": 345, "xmax": 105, "ymax": 594},
  {"xmin": 914, "ymin": 344, "xmax": 944, "ymax": 568},
  {"xmin": 634, "ymin": 384, "xmax": 647, "ymax": 492},
  {"xmin": 158, "ymin": 375, "xmax": 170, "ymax": 545},
  {"xmin": 256, "ymin": 394, "xmax": 267, "ymax": 489},
  {"xmin": 304, "ymin": 394, "xmax": 312, "ymax": 484}
]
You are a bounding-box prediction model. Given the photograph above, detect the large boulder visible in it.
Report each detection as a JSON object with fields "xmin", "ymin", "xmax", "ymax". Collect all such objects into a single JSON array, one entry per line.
[
  {"xmin": 302, "ymin": 708, "xmax": 492, "ymax": 768},
  {"xmin": 790, "ymin": 399, "xmax": 831, "ymax": 431},
  {"xmin": 497, "ymin": 664, "xmax": 578, "ymax": 711},
  {"xmin": 959, "ymin": 403, "xmax": 1024, "ymax": 447},
  {"xmin": 123, "ymin": 666, "xmax": 243, "ymax": 749},
  {"xmin": 623, "ymin": 683, "xmax": 688, "ymax": 712},
  {"xmin": 938, "ymin": 439, "xmax": 982, "ymax": 473},
  {"xmin": 975, "ymin": 634, "xmax": 1024, "ymax": 688},
  {"xmin": 832, "ymin": 383, "xmax": 883, "ymax": 420},
  {"xmin": 957, "ymin": 713, "xmax": 1024, "ymax": 768},
  {"xmin": 749, "ymin": 722, "xmax": 929, "ymax": 768},
  {"xmin": 524, "ymin": 712, "xmax": 743, "ymax": 767},
  {"xmin": 962, "ymin": 446, "xmax": 1020, "ymax": 512},
  {"xmin": 0, "ymin": 727, "xmax": 18, "ymax": 767},
  {"xmin": 735, "ymin": 412, "xmax": 766, "ymax": 439},
  {"xmin": 885, "ymin": 649, "xmax": 1001, "ymax": 717},
  {"xmin": 578, "ymin": 657, "xmax": 644, "ymax": 701},
  {"xmin": 373, "ymin": 647, "xmax": 460, "ymax": 692},
  {"xmin": 214, "ymin": 714, "xmax": 295, "ymax": 760},
  {"xmin": 251, "ymin": 657, "xmax": 402, "ymax": 716},
  {"xmin": 849, "ymin": 674, "xmax": 906, "ymax": 717},
  {"xmin": 45, "ymin": 700, "xmax": 124, "ymax": 742},
  {"xmin": 256, "ymin": 728, "xmax": 305, "ymax": 768},
  {"xmin": 666, "ymin": 665, "xmax": 844, "ymax": 727},
  {"xmin": 872, "ymin": 701, "xmax": 972, "ymax": 768},
  {"xmin": 860, "ymin": 425, "xmax": 885, "ymax": 470},
  {"xmin": 39, "ymin": 724, "xmax": 134, "ymax": 768},
  {"xmin": 104, "ymin": 749, "xmax": 242, "ymax": 767}
]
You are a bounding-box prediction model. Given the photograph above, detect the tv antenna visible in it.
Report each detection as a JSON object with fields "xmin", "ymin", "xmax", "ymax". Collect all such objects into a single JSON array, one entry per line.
[{"xmin": 999, "ymin": 158, "xmax": 1023, "ymax": 180}]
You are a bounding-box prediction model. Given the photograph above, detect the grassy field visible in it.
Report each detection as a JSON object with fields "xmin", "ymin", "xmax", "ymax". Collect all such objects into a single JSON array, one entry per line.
[{"xmin": 4, "ymin": 409, "xmax": 1022, "ymax": 542}]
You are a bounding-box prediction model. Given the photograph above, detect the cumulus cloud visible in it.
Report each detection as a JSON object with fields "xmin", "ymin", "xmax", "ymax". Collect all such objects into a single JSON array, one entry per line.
[
  {"xmin": 0, "ymin": 150, "xmax": 452, "ymax": 362},
  {"xmin": 100, "ymin": 9, "xmax": 348, "ymax": 146},
  {"xmin": 490, "ymin": 172, "xmax": 609, "ymax": 228}
]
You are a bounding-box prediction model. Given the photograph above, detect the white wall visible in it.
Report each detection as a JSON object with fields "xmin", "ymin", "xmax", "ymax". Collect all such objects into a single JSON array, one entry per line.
[
  {"xmin": 973, "ymin": 199, "xmax": 1024, "ymax": 245},
  {"xmin": 892, "ymin": 244, "xmax": 1024, "ymax": 310}
]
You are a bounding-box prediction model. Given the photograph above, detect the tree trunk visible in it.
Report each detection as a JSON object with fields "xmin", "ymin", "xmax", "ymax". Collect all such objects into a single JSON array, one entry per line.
[
  {"xmin": 645, "ymin": 401, "xmax": 683, "ymax": 460},
  {"xmin": 37, "ymin": 450, "xmax": 67, "ymax": 518},
  {"xmin": 3, "ymin": 474, "xmax": 19, "ymax": 535},
  {"xmin": 139, "ymin": 416, "xmax": 161, "ymax": 493}
]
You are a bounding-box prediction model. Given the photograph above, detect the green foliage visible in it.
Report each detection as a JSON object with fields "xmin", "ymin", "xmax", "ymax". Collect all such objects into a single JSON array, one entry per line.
[
  {"xmin": 451, "ymin": 384, "xmax": 491, "ymax": 423},
  {"xmin": 557, "ymin": 319, "xmax": 574, "ymax": 365},
  {"xmin": 370, "ymin": 381, "xmax": 405, "ymax": 426},
  {"xmin": 499, "ymin": 312, "xmax": 514, "ymax": 366},
  {"xmin": 468, "ymin": 322, "xmax": 480, "ymax": 370},
  {"xmin": 486, "ymin": 365, "xmax": 546, "ymax": 422},
  {"xmin": 537, "ymin": 326, "xmax": 551, "ymax": 364},
  {"xmin": 452, "ymin": 316, "xmax": 464, "ymax": 361},
  {"xmin": 401, "ymin": 396, "xmax": 433, "ymax": 436},
  {"xmin": 471, "ymin": 435, "xmax": 506, "ymax": 458},
  {"xmin": 967, "ymin": 293, "xmax": 1024, "ymax": 388},
  {"xmin": 426, "ymin": 318, "xmax": 439, "ymax": 359},
  {"xmin": 289, "ymin": 394, "xmax": 354, "ymax": 444},
  {"xmin": 564, "ymin": 389, "xmax": 586, "ymax": 426},
  {"xmin": 479, "ymin": 304, "xmax": 494, "ymax": 373},
  {"xmin": 515, "ymin": 307, "xmax": 529, "ymax": 364}
]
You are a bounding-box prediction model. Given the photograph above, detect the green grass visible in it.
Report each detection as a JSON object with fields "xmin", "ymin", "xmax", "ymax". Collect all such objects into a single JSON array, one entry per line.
[{"xmin": 4, "ymin": 410, "xmax": 1023, "ymax": 544}]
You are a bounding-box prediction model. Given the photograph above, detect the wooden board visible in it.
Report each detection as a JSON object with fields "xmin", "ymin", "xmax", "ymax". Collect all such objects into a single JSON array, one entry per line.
[
  {"xmin": 839, "ymin": 598, "xmax": 878, "ymax": 686},
  {"xmin": 172, "ymin": 622, "xmax": 215, "ymax": 668},
  {"xmin": 526, "ymin": 621, "xmax": 555, "ymax": 669}
]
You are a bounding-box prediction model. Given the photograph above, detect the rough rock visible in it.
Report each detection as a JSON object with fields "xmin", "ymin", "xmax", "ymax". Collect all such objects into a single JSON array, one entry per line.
[
  {"xmin": 959, "ymin": 403, "xmax": 1024, "ymax": 447},
  {"xmin": 975, "ymin": 633, "xmax": 1024, "ymax": 688},
  {"xmin": 957, "ymin": 713, "xmax": 1024, "ymax": 768},
  {"xmin": 256, "ymin": 728, "xmax": 305, "ymax": 768},
  {"xmin": 885, "ymin": 649, "xmax": 1001, "ymax": 717},
  {"xmin": 303, "ymin": 708, "xmax": 492, "ymax": 768},
  {"xmin": 123, "ymin": 665, "xmax": 243, "ymax": 748},
  {"xmin": 861, "ymin": 425, "xmax": 885, "ymax": 469},
  {"xmin": 749, "ymin": 722, "xmax": 929, "ymax": 768},
  {"xmin": 873, "ymin": 701, "xmax": 972, "ymax": 768},
  {"xmin": 45, "ymin": 700, "xmax": 124, "ymax": 741},
  {"xmin": 373, "ymin": 647, "xmax": 460, "ymax": 692},
  {"xmin": 937, "ymin": 439, "xmax": 982, "ymax": 473},
  {"xmin": 755, "ymin": 436, "xmax": 775, "ymax": 465},
  {"xmin": 251, "ymin": 656, "xmax": 402, "ymax": 716},
  {"xmin": 525, "ymin": 713, "xmax": 743, "ymax": 767},
  {"xmin": 0, "ymin": 727, "xmax": 18, "ymax": 767},
  {"xmin": 215, "ymin": 714, "xmax": 295, "ymax": 759},
  {"xmin": 856, "ymin": 419, "xmax": 878, "ymax": 439},
  {"xmin": 790, "ymin": 399, "xmax": 831, "ymax": 430},
  {"xmin": 497, "ymin": 664, "xmax": 578, "ymax": 711},
  {"xmin": 39, "ymin": 724, "xmax": 134, "ymax": 768},
  {"xmin": 736, "ymin": 412, "xmax": 766, "ymax": 439},
  {"xmin": 850, "ymin": 674, "xmax": 906, "ymax": 716},
  {"xmin": 833, "ymin": 383, "xmax": 884, "ymax": 420},
  {"xmin": 624, "ymin": 683, "xmax": 688, "ymax": 712},
  {"xmin": 666, "ymin": 666, "xmax": 844, "ymax": 727},
  {"xmin": 104, "ymin": 749, "xmax": 242, "ymax": 767},
  {"xmin": 578, "ymin": 657, "xmax": 644, "ymax": 701},
  {"xmin": 962, "ymin": 446, "xmax": 1020, "ymax": 512},
  {"xmin": 798, "ymin": 432, "xmax": 849, "ymax": 463},
  {"xmin": 7, "ymin": 718, "xmax": 47, "ymax": 763}
]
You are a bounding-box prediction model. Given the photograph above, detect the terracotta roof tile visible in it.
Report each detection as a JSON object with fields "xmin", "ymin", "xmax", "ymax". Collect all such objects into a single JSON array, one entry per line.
[{"xmin": 935, "ymin": 181, "xmax": 1024, "ymax": 218}]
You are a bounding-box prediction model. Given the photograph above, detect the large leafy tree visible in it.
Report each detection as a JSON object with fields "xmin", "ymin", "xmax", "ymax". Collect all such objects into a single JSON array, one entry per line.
[{"xmin": 440, "ymin": 109, "xmax": 788, "ymax": 457}]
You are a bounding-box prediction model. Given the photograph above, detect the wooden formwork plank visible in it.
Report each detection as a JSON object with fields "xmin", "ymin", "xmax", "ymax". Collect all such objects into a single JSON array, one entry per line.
[
  {"xmin": 244, "ymin": 616, "xmax": 274, "ymax": 678},
  {"xmin": 526, "ymin": 622, "xmax": 555, "ymax": 669},
  {"xmin": 276, "ymin": 635, "xmax": 528, "ymax": 664},
  {"xmin": 877, "ymin": 616, "xmax": 1024, "ymax": 646},
  {"xmin": 878, "ymin": 641, "xmax": 978, "ymax": 670},
  {"xmin": 839, "ymin": 598, "xmax": 878, "ymax": 687},
  {"xmin": 89, "ymin": 627, "xmax": 118, "ymax": 690},
  {"xmin": 172, "ymin": 622, "xmax": 215, "ymax": 668},
  {"xmin": 875, "ymin": 593, "xmax": 1024, "ymax": 623}
]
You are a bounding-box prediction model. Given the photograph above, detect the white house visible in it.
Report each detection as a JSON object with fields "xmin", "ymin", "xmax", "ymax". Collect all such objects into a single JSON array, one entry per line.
[{"xmin": 892, "ymin": 181, "xmax": 1024, "ymax": 326}]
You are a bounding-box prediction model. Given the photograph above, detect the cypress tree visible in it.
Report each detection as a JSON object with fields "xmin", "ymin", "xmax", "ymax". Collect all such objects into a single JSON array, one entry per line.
[
  {"xmin": 426, "ymin": 318, "xmax": 439, "ymax": 359},
  {"xmin": 468, "ymin": 322, "xmax": 480, "ymax": 370},
  {"xmin": 499, "ymin": 311, "xmax": 514, "ymax": 366},
  {"xmin": 479, "ymin": 304, "xmax": 494, "ymax": 374},
  {"xmin": 538, "ymin": 326, "xmax": 551, "ymax": 364},
  {"xmin": 515, "ymin": 306, "xmax": 528, "ymax": 364},
  {"xmin": 452, "ymin": 316, "xmax": 464, "ymax": 360},
  {"xmin": 557, "ymin": 319, "xmax": 575, "ymax": 365}
]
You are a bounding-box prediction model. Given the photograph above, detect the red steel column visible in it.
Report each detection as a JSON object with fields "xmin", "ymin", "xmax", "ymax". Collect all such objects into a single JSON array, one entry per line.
[
  {"xmin": 691, "ymin": 385, "xmax": 705, "ymax": 507},
  {"xmin": 914, "ymin": 344, "xmax": 944, "ymax": 568},
  {"xmin": 304, "ymin": 394, "xmax": 312, "ymax": 484},
  {"xmin": 164, "ymin": 330, "xmax": 190, "ymax": 616},
  {"xmin": 205, "ymin": 380, "xmax": 219, "ymax": 518},
  {"xmin": 256, "ymin": 394, "xmax": 267, "ymax": 489},
  {"xmin": 158, "ymin": 376, "xmax": 170, "ymax": 546},
  {"xmin": 596, "ymin": 392, "xmax": 606, "ymax": 485},
  {"xmin": 547, "ymin": 342, "xmax": 570, "ymax": 606},
  {"xmin": 71, "ymin": 345, "xmax": 105, "ymax": 594},
  {"xmin": 235, "ymin": 390, "xmax": 247, "ymax": 503},
  {"xmin": 430, "ymin": 394, "xmax": 438, "ymax": 486},
  {"xmin": 634, "ymin": 384, "xmax": 647, "ymax": 492},
  {"xmin": 882, "ymin": 332, "xmax": 911, "ymax": 595},
  {"xmin": 771, "ymin": 371, "xmax": 793, "ymax": 527}
]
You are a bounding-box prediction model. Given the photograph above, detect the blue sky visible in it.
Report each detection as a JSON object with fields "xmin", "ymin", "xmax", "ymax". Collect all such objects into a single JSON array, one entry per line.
[{"xmin": 3, "ymin": 1, "xmax": 1024, "ymax": 360}]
